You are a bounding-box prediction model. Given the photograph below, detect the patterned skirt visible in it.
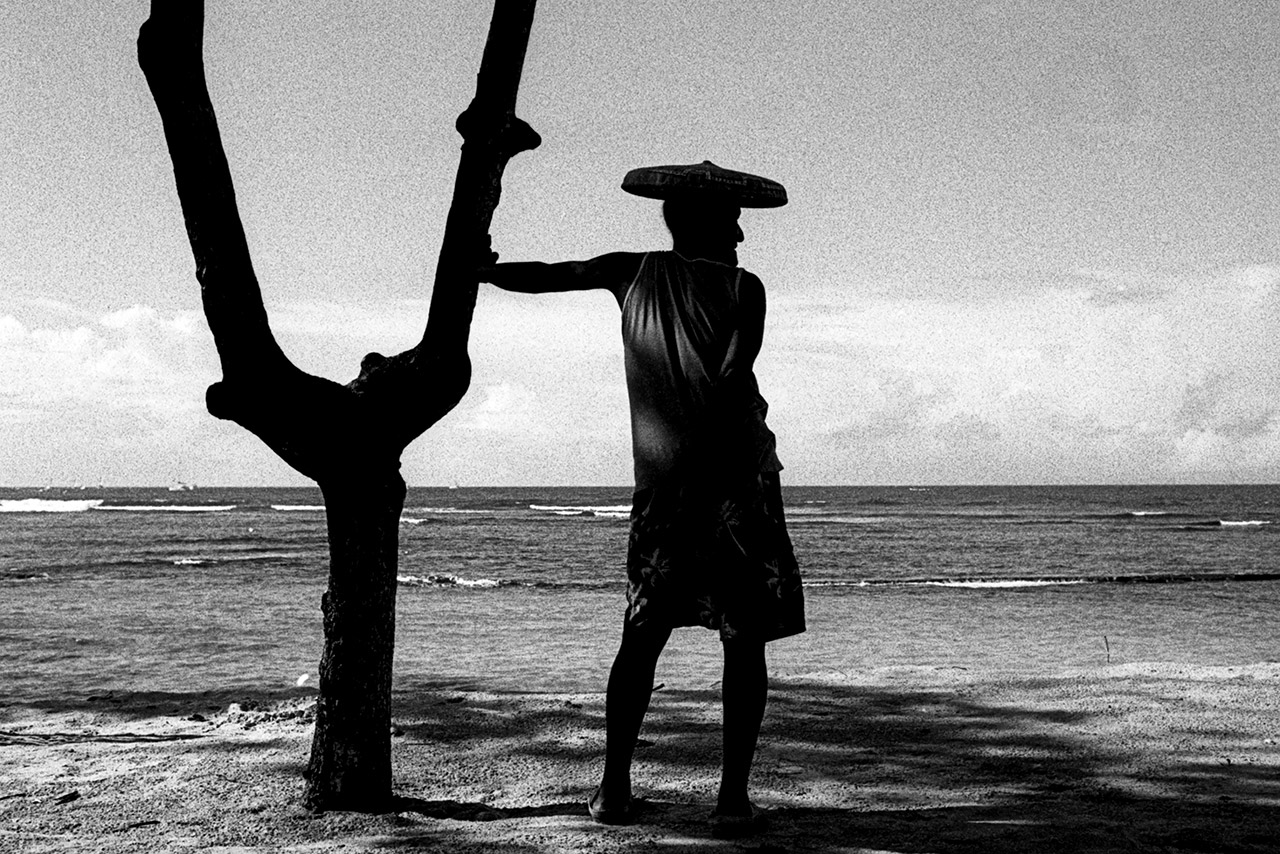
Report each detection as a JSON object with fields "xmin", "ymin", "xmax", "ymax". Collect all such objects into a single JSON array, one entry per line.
[{"xmin": 625, "ymin": 472, "xmax": 806, "ymax": 642}]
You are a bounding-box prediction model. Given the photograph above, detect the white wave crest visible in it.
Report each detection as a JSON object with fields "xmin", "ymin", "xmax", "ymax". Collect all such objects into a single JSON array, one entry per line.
[
  {"xmin": 925, "ymin": 579, "xmax": 1088, "ymax": 589},
  {"xmin": 1220, "ymin": 520, "xmax": 1270, "ymax": 527},
  {"xmin": 272, "ymin": 505, "xmax": 325, "ymax": 512},
  {"xmin": 94, "ymin": 505, "xmax": 236, "ymax": 512},
  {"xmin": 790, "ymin": 515, "xmax": 889, "ymax": 525},
  {"xmin": 0, "ymin": 498, "xmax": 103, "ymax": 513},
  {"xmin": 530, "ymin": 504, "xmax": 630, "ymax": 518},
  {"xmin": 407, "ymin": 507, "xmax": 490, "ymax": 515},
  {"xmin": 397, "ymin": 572, "xmax": 501, "ymax": 588},
  {"xmin": 216, "ymin": 551, "xmax": 304, "ymax": 563},
  {"xmin": 173, "ymin": 558, "xmax": 207, "ymax": 565}
]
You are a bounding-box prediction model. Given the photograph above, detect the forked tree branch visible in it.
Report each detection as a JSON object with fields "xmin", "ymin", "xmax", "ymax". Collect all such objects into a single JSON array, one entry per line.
[{"xmin": 138, "ymin": 0, "xmax": 540, "ymax": 482}]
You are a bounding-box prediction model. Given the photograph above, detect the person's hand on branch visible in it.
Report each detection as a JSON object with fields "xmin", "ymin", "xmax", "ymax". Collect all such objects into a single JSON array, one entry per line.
[{"xmin": 476, "ymin": 234, "xmax": 501, "ymax": 282}]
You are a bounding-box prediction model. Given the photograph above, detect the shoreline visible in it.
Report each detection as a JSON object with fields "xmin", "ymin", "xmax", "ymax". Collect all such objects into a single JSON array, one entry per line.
[
  {"xmin": 4, "ymin": 662, "xmax": 1279, "ymax": 853},
  {"xmin": 11, "ymin": 580, "xmax": 1280, "ymax": 703}
]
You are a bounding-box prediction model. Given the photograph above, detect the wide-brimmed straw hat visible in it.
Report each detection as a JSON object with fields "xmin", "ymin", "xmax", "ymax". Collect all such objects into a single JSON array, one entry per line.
[{"xmin": 621, "ymin": 160, "xmax": 787, "ymax": 208}]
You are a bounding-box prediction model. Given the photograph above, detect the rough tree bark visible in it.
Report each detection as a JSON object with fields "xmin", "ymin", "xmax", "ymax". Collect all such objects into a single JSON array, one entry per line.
[{"xmin": 137, "ymin": 0, "xmax": 539, "ymax": 812}]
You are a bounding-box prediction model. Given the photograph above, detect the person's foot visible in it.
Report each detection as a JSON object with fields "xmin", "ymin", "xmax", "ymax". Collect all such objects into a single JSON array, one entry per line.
[
  {"xmin": 587, "ymin": 786, "xmax": 640, "ymax": 825},
  {"xmin": 714, "ymin": 788, "xmax": 754, "ymax": 818},
  {"xmin": 709, "ymin": 802, "xmax": 769, "ymax": 839}
]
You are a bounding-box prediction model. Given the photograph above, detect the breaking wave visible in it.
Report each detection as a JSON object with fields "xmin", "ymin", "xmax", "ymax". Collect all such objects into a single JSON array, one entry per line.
[
  {"xmin": 397, "ymin": 572, "xmax": 513, "ymax": 589},
  {"xmin": 0, "ymin": 499, "xmax": 103, "ymax": 513},
  {"xmin": 529, "ymin": 504, "xmax": 631, "ymax": 519}
]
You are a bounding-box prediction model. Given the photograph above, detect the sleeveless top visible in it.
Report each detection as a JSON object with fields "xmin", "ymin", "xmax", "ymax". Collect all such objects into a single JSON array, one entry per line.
[{"xmin": 620, "ymin": 251, "xmax": 782, "ymax": 489}]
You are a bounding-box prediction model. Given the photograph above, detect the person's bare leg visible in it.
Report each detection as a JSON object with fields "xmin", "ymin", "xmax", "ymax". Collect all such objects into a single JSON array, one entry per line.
[
  {"xmin": 593, "ymin": 619, "xmax": 671, "ymax": 815},
  {"xmin": 716, "ymin": 636, "xmax": 767, "ymax": 816}
]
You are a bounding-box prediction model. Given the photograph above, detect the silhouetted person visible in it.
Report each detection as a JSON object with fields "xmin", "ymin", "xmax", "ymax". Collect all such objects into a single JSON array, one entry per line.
[{"xmin": 481, "ymin": 161, "xmax": 804, "ymax": 838}]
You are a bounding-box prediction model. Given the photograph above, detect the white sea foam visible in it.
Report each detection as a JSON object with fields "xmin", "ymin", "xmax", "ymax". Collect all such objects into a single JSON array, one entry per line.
[
  {"xmin": 216, "ymin": 551, "xmax": 304, "ymax": 563},
  {"xmin": 398, "ymin": 572, "xmax": 502, "ymax": 588},
  {"xmin": 1220, "ymin": 520, "xmax": 1270, "ymax": 527},
  {"xmin": 790, "ymin": 515, "xmax": 889, "ymax": 525},
  {"xmin": 94, "ymin": 505, "xmax": 236, "ymax": 512},
  {"xmin": 272, "ymin": 505, "xmax": 325, "ymax": 512},
  {"xmin": 530, "ymin": 504, "xmax": 630, "ymax": 512},
  {"xmin": 409, "ymin": 507, "xmax": 490, "ymax": 514},
  {"xmin": 925, "ymin": 579, "xmax": 1089, "ymax": 589},
  {"xmin": 530, "ymin": 504, "xmax": 630, "ymax": 519},
  {"xmin": 0, "ymin": 498, "xmax": 103, "ymax": 513},
  {"xmin": 805, "ymin": 578, "xmax": 1089, "ymax": 589},
  {"xmin": 173, "ymin": 558, "xmax": 207, "ymax": 565},
  {"xmin": 549, "ymin": 509, "xmax": 630, "ymax": 518}
]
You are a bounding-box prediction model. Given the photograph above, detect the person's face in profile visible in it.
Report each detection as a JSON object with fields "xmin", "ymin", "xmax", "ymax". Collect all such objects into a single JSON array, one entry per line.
[{"xmin": 665, "ymin": 201, "xmax": 744, "ymax": 266}]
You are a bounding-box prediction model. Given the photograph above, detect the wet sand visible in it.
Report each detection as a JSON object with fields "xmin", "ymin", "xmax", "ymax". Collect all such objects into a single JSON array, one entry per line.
[{"xmin": 4, "ymin": 661, "xmax": 1280, "ymax": 853}]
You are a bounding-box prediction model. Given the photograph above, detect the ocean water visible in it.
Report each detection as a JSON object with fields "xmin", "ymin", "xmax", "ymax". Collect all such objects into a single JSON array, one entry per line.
[{"xmin": 3, "ymin": 485, "xmax": 1280, "ymax": 699}]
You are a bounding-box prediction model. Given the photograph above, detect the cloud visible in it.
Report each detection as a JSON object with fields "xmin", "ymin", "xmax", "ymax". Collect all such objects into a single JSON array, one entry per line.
[
  {"xmin": 763, "ymin": 265, "xmax": 1280, "ymax": 483},
  {"xmin": 0, "ymin": 303, "xmax": 213, "ymax": 420},
  {"xmin": 459, "ymin": 383, "xmax": 537, "ymax": 431},
  {"xmin": 267, "ymin": 299, "xmax": 428, "ymax": 382},
  {"xmin": 6, "ymin": 267, "xmax": 1279, "ymax": 486},
  {"xmin": 0, "ymin": 301, "xmax": 230, "ymax": 484},
  {"xmin": 402, "ymin": 288, "xmax": 633, "ymax": 485},
  {"xmin": 0, "ymin": 291, "xmax": 634, "ymax": 485}
]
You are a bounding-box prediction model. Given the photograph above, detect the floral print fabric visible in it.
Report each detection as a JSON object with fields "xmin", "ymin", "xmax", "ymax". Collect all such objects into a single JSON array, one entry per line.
[{"xmin": 625, "ymin": 472, "xmax": 805, "ymax": 642}]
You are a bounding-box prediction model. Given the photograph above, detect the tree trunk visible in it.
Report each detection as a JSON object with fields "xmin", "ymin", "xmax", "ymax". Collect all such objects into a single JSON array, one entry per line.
[
  {"xmin": 303, "ymin": 472, "xmax": 405, "ymax": 810},
  {"xmin": 138, "ymin": 0, "xmax": 540, "ymax": 812}
]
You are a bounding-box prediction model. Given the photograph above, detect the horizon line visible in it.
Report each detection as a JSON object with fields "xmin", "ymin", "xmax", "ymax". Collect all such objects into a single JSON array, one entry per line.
[{"xmin": 4, "ymin": 483, "xmax": 1279, "ymax": 490}]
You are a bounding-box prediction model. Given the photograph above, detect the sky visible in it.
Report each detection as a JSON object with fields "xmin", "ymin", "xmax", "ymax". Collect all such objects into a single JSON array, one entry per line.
[{"xmin": 2, "ymin": 0, "xmax": 1278, "ymax": 486}]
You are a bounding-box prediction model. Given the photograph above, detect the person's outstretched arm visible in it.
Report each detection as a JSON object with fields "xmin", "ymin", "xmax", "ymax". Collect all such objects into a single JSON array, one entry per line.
[{"xmin": 481, "ymin": 251, "xmax": 643, "ymax": 306}]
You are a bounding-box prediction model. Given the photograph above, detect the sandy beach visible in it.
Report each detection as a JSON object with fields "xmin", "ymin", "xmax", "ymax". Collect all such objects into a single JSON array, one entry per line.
[
  {"xmin": 5, "ymin": 488, "xmax": 1280, "ymax": 851},
  {"xmin": 4, "ymin": 661, "xmax": 1280, "ymax": 853}
]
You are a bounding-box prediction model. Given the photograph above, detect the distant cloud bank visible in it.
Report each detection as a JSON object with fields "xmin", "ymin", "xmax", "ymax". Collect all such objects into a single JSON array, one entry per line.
[
  {"xmin": 4, "ymin": 267, "xmax": 1279, "ymax": 485},
  {"xmin": 764, "ymin": 265, "xmax": 1280, "ymax": 484}
]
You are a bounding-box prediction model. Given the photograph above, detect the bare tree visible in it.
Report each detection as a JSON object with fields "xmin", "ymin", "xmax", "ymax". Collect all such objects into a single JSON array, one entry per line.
[{"xmin": 137, "ymin": 0, "xmax": 539, "ymax": 811}]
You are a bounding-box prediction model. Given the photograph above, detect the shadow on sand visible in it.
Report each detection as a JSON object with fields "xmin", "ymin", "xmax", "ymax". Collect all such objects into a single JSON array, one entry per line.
[
  {"xmin": 7, "ymin": 675, "xmax": 1279, "ymax": 852},
  {"xmin": 386, "ymin": 674, "xmax": 1280, "ymax": 853}
]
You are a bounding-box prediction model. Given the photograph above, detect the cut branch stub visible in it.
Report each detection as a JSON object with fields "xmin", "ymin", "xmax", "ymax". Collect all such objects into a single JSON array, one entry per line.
[{"xmin": 454, "ymin": 105, "xmax": 542, "ymax": 160}]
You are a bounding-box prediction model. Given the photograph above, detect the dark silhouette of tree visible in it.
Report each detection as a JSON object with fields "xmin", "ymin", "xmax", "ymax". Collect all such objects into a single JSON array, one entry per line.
[{"xmin": 137, "ymin": 0, "xmax": 539, "ymax": 811}]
